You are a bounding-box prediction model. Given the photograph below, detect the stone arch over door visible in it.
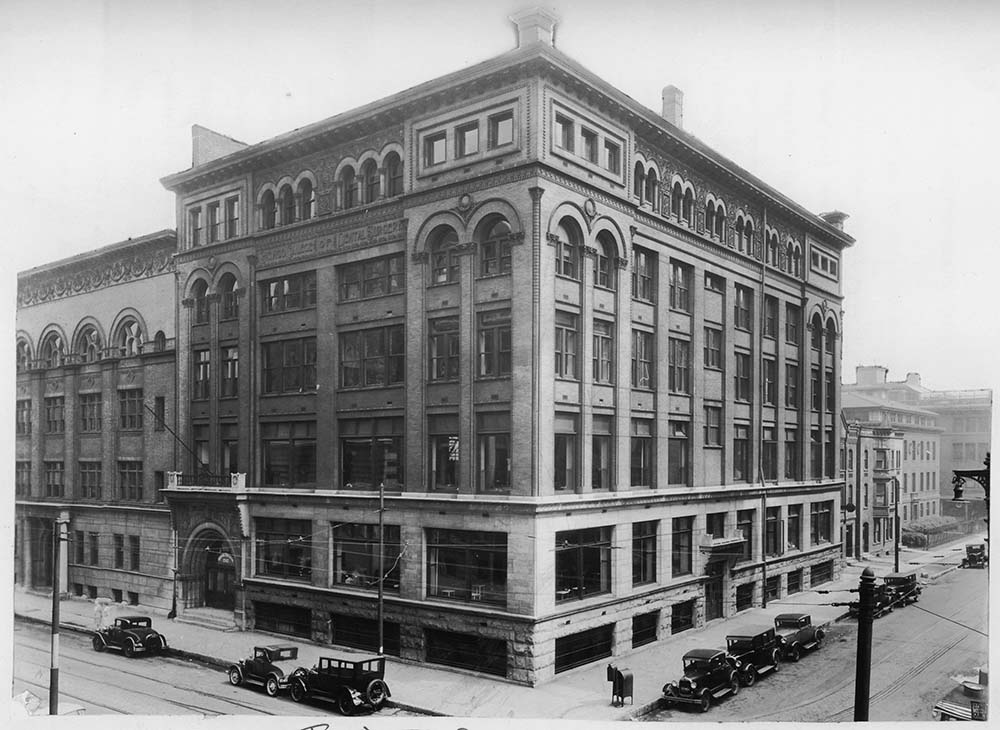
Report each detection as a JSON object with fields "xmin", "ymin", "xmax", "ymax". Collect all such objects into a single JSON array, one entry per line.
[{"xmin": 181, "ymin": 525, "xmax": 240, "ymax": 610}]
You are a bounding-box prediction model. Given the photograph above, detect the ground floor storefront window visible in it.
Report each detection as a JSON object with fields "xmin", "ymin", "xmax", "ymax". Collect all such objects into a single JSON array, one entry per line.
[
  {"xmin": 425, "ymin": 628, "xmax": 507, "ymax": 677},
  {"xmin": 554, "ymin": 624, "xmax": 613, "ymax": 673},
  {"xmin": 426, "ymin": 528, "xmax": 507, "ymax": 606},
  {"xmin": 329, "ymin": 612, "xmax": 400, "ymax": 656}
]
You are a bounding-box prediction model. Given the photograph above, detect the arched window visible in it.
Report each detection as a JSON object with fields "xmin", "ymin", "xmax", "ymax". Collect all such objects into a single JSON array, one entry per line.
[
  {"xmin": 478, "ymin": 216, "xmax": 513, "ymax": 276},
  {"xmin": 297, "ymin": 178, "xmax": 315, "ymax": 221},
  {"xmin": 384, "ymin": 152, "xmax": 403, "ymax": 197},
  {"xmin": 554, "ymin": 218, "xmax": 582, "ymax": 280},
  {"xmin": 825, "ymin": 319, "xmax": 837, "ymax": 352},
  {"xmin": 682, "ymin": 187, "xmax": 694, "ymax": 225},
  {"xmin": 735, "ymin": 217, "xmax": 745, "ymax": 253},
  {"xmin": 278, "ymin": 184, "xmax": 295, "ymax": 225},
  {"xmin": 361, "ymin": 159, "xmax": 380, "ymax": 204},
  {"xmin": 77, "ymin": 325, "xmax": 102, "ymax": 363},
  {"xmin": 153, "ymin": 331, "xmax": 166, "ymax": 352},
  {"xmin": 429, "ymin": 226, "xmax": 459, "ymax": 285},
  {"xmin": 811, "ymin": 314, "xmax": 824, "ymax": 350},
  {"xmin": 593, "ymin": 231, "xmax": 616, "ymax": 289},
  {"xmin": 791, "ymin": 244, "xmax": 802, "ymax": 277},
  {"xmin": 714, "ymin": 204, "xmax": 726, "ymax": 239},
  {"xmin": 766, "ymin": 232, "xmax": 778, "ymax": 265},
  {"xmin": 192, "ymin": 279, "xmax": 210, "ymax": 325},
  {"xmin": 671, "ymin": 181, "xmax": 683, "ymax": 218},
  {"xmin": 705, "ymin": 201, "xmax": 716, "ymax": 236},
  {"xmin": 742, "ymin": 219, "xmax": 754, "ymax": 254},
  {"xmin": 41, "ymin": 332, "xmax": 65, "ymax": 368},
  {"xmin": 219, "ymin": 273, "xmax": 239, "ymax": 320},
  {"xmin": 260, "ymin": 190, "xmax": 276, "ymax": 229},
  {"xmin": 633, "ymin": 162, "xmax": 645, "ymax": 201},
  {"xmin": 16, "ymin": 339, "xmax": 32, "ymax": 372},
  {"xmin": 341, "ymin": 166, "xmax": 357, "ymax": 209},
  {"xmin": 644, "ymin": 170, "xmax": 658, "ymax": 211},
  {"xmin": 118, "ymin": 319, "xmax": 144, "ymax": 357}
]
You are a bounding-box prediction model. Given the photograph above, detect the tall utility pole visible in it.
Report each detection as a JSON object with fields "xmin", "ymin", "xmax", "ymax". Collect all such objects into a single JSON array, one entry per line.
[
  {"xmin": 853, "ymin": 567, "xmax": 876, "ymax": 721},
  {"xmin": 49, "ymin": 517, "xmax": 68, "ymax": 715},
  {"xmin": 377, "ymin": 481, "xmax": 385, "ymax": 656},
  {"xmin": 893, "ymin": 478, "xmax": 900, "ymax": 573}
]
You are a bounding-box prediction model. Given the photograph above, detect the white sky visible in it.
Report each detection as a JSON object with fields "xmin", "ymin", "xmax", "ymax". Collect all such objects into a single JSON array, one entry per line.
[{"xmin": 2, "ymin": 0, "xmax": 999, "ymax": 393}]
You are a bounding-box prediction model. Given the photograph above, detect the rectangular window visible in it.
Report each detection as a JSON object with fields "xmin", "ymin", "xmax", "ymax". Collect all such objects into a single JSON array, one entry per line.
[
  {"xmin": 733, "ymin": 424, "xmax": 750, "ymax": 481},
  {"xmin": 669, "ymin": 260, "xmax": 691, "ymax": 312},
  {"xmin": 810, "ymin": 429, "xmax": 823, "ymax": 477},
  {"xmin": 765, "ymin": 506, "xmax": 781, "ymax": 556},
  {"xmin": 736, "ymin": 582, "xmax": 755, "ymax": 611},
  {"xmin": 811, "ymin": 367, "xmax": 821, "ymax": 411},
  {"xmin": 632, "ymin": 521, "xmax": 657, "ymax": 586},
  {"xmin": 734, "ymin": 352, "xmax": 751, "ymax": 401},
  {"xmin": 784, "ymin": 428, "xmax": 799, "ymax": 479},
  {"xmin": 255, "ymin": 517, "xmax": 312, "ymax": 580},
  {"xmin": 810, "ymin": 501, "xmax": 833, "ymax": 544},
  {"xmin": 207, "ymin": 202, "xmax": 220, "ymax": 243},
  {"xmin": 261, "ymin": 271, "xmax": 317, "ymax": 314},
  {"xmin": 428, "ymin": 414, "xmax": 460, "ymax": 490},
  {"xmin": 603, "ymin": 139, "xmax": 621, "ymax": 174},
  {"xmin": 668, "ymin": 421, "xmax": 689, "ymax": 485},
  {"xmin": 44, "ymin": 396, "xmax": 65, "ymax": 433},
  {"xmin": 554, "ymin": 413, "xmax": 578, "ymax": 491},
  {"xmin": 671, "ymin": 599, "xmax": 695, "ymax": 633},
  {"xmin": 456, "ymin": 122, "xmax": 479, "ymax": 157},
  {"xmin": 554, "ymin": 114, "xmax": 574, "ymax": 151},
  {"xmin": 88, "ymin": 533, "xmax": 99, "ymax": 566},
  {"xmin": 632, "ymin": 329, "xmax": 654, "ymax": 388},
  {"xmin": 738, "ymin": 508, "xmax": 755, "ymax": 561},
  {"xmin": 428, "ymin": 317, "xmax": 460, "ymax": 381},
  {"xmin": 785, "ymin": 364, "xmax": 800, "ymax": 407},
  {"xmin": 16, "ymin": 399, "xmax": 32, "ymax": 436},
  {"xmin": 581, "ymin": 128, "xmax": 598, "ymax": 163},
  {"xmin": 80, "ymin": 461, "xmax": 102, "ymax": 499},
  {"xmin": 225, "ymin": 196, "xmax": 239, "ymax": 238},
  {"xmin": 477, "ymin": 310, "xmax": 512, "ymax": 377},
  {"xmin": 113, "ymin": 534, "xmax": 124, "ymax": 569},
  {"xmin": 333, "ymin": 523, "xmax": 402, "ymax": 592},
  {"xmin": 340, "ymin": 326, "xmax": 405, "ymax": 387},
  {"xmin": 73, "ymin": 530, "xmax": 84, "ymax": 564},
  {"xmin": 633, "ymin": 610, "xmax": 659, "ymax": 648},
  {"xmin": 763, "ymin": 295, "xmax": 778, "ymax": 338},
  {"xmin": 16, "ymin": 461, "xmax": 31, "ymax": 497},
  {"xmin": 734, "ymin": 286, "xmax": 753, "ymax": 331},
  {"xmin": 668, "ymin": 338, "xmax": 690, "ymax": 394},
  {"xmin": 592, "ymin": 320, "xmax": 614, "ymax": 384},
  {"xmin": 487, "ymin": 111, "xmax": 514, "ymax": 149},
  {"xmin": 340, "ymin": 417, "xmax": 404, "ymax": 489},
  {"xmin": 219, "ymin": 346, "xmax": 239, "ymax": 398},
  {"xmin": 671, "ymin": 516, "xmax": 693, "ymax": 576},
  {"xmin": 153, "ymin": 396, "xmax": 165, "ymax": 431},
  {"xmin": 189, "ymin": 208, "xmax": 202, "ymax": 247},
  {"xmin": 704, "ymin": 405, "xmax": 722, "ymax": 446},
  {"xmin": 118, "ymin": 461, "xmax": 143, "ymax": 500},
  {"xmin": 704, "ymin": 327, "xmax": 722, "ymax": 369},
  {"xmin": 44, "ymin": 461, "xmax": 65, "ymax": 497},
  {"xmin": 262, "ymin": 338, "xmax": 317, "ymax": 393},
  {"xmin": 762, "ymin": 426, "xmax": 778, "ymax": 480},
  {"xmin": 155, "ymin": 470, "xmax": 165, "ymax": 502},
  {"xmin": 480, "ymin": 234, "xmax": 512, "ymax": 277},
  {"xmin": 338, "ymin": 254, "xmax": 405, "ymax": 301},
  {"xmin": 193, "ymin": 349, "xmax": 211, "ymax": 400},
  {"xmin": 825, "ymin": 369, "xmax": 835, "ymax": 411},
  {"xmin": 824, "ymin": 429, "xmax": 835, "ymax": 477},
  {"xmin": 785, "ymin": 303, "xmax": 801, "ymax": 344},
  {"xmin": 591, "ymin": 415, "xmax": 613, "ymax": 490},
  {"xmin": 78, "ymin": 393, "xmax": 102, "ymax": 432},
  {"xmin": 705, "ymin": 272, "xmax": 724, "ymax": 293},
  {"xmin": 555, "ymin": 526, "xmax": 612, "ymax": 601},
  {"xmin": 261, "ymin": 421, "xmax": 316, "ymax": 486},
  {"xmin": 554, "ymin": 311, "xmax": 579, "ymax": 379},
  {"xmin": 477, "ymin": 412, "xmax": 510, "ymax": 492},
  {"xmin": 428, "ymin": 528, "xmax": 507, "ymax": 606},
  {"xmin": 631, "ymin": 418, "xmax": 653, "ymax": 487},
  {"xmin": 632, "ymin": 247, "xmax": 655, "ymax": 302},
  {"xmin": 763, "ymin": 358, "xmax": 777, "ymax": 405},
  {"xmin": 424, "ymin": 131, "xmax": 447, "ymax": 166}
]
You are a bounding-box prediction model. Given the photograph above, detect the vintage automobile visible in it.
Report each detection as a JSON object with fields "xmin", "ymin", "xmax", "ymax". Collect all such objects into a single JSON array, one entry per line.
[
  {"xmin": 883, "ymin": 570, "xmax": 922, "ymax": 606},
  {"xmin": 725, "ymin": 626, "xmax": 781, "ymax": 686},
  {"xmin": 661, "ymin": 648, "xmax": 740, "ymax": 712},
  {"xmin": 91, "ymin": 615, "xmax": 167, "ymax": 657},
  {"xmin": 932, "ymin": 676, "xmax": 989, "ymax": 721},
  {"xmin": 228, "ymin": 645, "xmax": 300, "ymax": 697},
  {"xmin": 848, "ymin": 581, "xmax": 897, "ymax": 619},
  {"xmin": 961, "ymin": 544, "xmax": 988, "ymax": 569},
  {"xmin": 773, "ymin": 613, "xmax": 824, "ymax": 661},
  {"xmin": 288, "ymin": 654, "xmax": 390, "ymax": 714}
]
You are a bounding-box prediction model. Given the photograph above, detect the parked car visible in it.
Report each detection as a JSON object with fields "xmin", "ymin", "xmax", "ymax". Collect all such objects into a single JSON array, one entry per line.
[
  {"xmin": 289, "ymin": 654, "xmax": 390, "ymax": 714},
  {"xmin": 848, "ymin": 580, "xmax": 898, "ymax": 619},
  {"xmin": 725, "ymin": 626, "xmax": 781, "ymax": 686},
  {"xmin": 883, "ymin": 570, "xmax": 922, "ymax": 606},
  {"xmin": 932, "ymin": 676, "xmax": 989, "ymax": 721},
  {"xmin": 661, "ymin": 649, "xmax": 740, "ymax": 712},
  {"xmin": 961, "ymin": 544, "xmax": 988, "ymax": 569},
  {"xmin": 92, "ymin": 615, "xmax": 166, "ymax": 658},
  {"xmin": 228, "ymin": 645, "xmax": 299, "ymax": 697},
  {"xmin": 773, "ymin": 613, "xmax": 824, "ymax": 661}
]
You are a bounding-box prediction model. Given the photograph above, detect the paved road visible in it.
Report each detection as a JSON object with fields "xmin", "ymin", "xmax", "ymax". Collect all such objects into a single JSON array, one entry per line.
[
  {"xmin": 12, "ymin": 621, "xmax": 418, "ymax": 717},
  {"xmin": 641, "ymin": 566, "xmax": 989, "ymax": 722}
]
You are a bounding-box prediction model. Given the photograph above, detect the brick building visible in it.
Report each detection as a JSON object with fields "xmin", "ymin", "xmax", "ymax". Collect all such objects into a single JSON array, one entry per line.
[
  {"xmin": 14, "ymin": 231, "xmax": 178, "ymax": 610},
  {"xmin": 841, "ymin": 412, "xmax": 904, "ymax": 557}
]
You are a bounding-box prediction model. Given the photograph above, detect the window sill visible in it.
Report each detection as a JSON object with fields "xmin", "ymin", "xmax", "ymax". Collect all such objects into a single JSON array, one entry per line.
[
  {"xmin": 632, "ymin": 297, "xmax": 656, "ymax": 306},
  {"xmin": 339, "ymin": 383, "xmax": 405, "ymax": 391},
  {"xmin": 669, "ymin": 307, "xmax": 692, "ymax": 316},
  {"xmin": 475, "ymin": 272, "xmax": 512, "ymax": 281},
  {"xmin": 426, "ymin": 281, "xmax": 460, "ymax": 289},
  {"xmin": 339, "ymin": 291, "xmax": 405, "ymax": 304},
  {"xmin": 475, "ymin": 374, "xmax": 511, "ymax": 382},
  {"xmin": 260, "ymin": 389, "xmax": 318, "ymax": 396},
  {"xmin": 703, "ymin": 444, "xmax": 723, "ymax": 450},
  {"xmin": 260, "ymin": 307, "xmax": 318, "ymax": 317},
  {"xmin": 555, "ymin": 274, "xmax": 581, "ymax": 284}
]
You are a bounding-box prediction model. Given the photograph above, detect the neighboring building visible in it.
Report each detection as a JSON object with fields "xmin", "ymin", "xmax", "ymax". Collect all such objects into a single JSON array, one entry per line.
[
  {"xmin": 920, "ymin": 387, "xmax": 991, "ymax": 515},
  {"xmin": 158, "ymin": 10, "xmax": 852, "ymax": 684},
  {"xmin": 841, "ymin": 416, "xmax": 903, "ymax": 558},
  {"xmin": 14, "ymin": 231, "xmax": 178, "ymax": 610}
]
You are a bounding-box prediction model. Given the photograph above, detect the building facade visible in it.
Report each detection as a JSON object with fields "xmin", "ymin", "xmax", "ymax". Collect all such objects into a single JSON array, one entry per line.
[
  {"xmin": 14, "ymin": 231, "xmax": 179, "ymax": 610},
  {"xmin": 841, "ymin": 417, "xmax": 903, "ymax": 557}
]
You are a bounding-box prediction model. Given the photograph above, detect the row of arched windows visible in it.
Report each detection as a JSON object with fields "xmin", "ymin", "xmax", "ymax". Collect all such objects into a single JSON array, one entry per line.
[
  {"xmin": 16, "ymin": 317, "xmax": 164, "ymax": 372},
  {"xmin": 259, "ymin": 177, "xmax": 316, "ymax": 230},
  {"xmin": 426, "ymin": 214, "xmax": 516, "ymax": 283},
  {"xmin": 190, "ymin": 273, "xmax": 240, "ymax": 325}
]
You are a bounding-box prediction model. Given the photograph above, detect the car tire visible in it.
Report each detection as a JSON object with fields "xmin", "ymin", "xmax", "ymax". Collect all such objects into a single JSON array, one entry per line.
[
  {"xmin": 265, "ymin": 675, "xmax": 281, "ymax": 697},
  {"xmin": 742, "ymin": 667, "xmax": 757, "ymax": 687},
  {"xmin": 147, "ymin": 636, "xmax": 163, "ymax": 655},
  {"xmin": 772, "ymin": 649, "xmax": 782, "ymax": 669},
  {"xmin": 729, "ymin": 676, "xmax": 740, "ymax": 696},
  {"xmin": 92, "ymin": 635, "xmax": 106, "ymax": 652},
  {"xmin": 228, "ymin": 667, "xmax": 243, "ymax": 686},
  {"xmin": 365, "ymin": 679, "xmax": 389, "ymax": 708},
  {"xmin": 289, "ymin": 679, "xmax": 307, "ymax": 703},
  {"xmin": 788, "ymin": 644, "xmax": 801, "ymax": 663},
  {"xmin": 338, "ymin": 688, "xmax": 355, "ymax": 716},
  {"xmin": 123, "ymin": 640, "xmax": 137, "ymax": 658},
  {"xmin": 814, "ymin": 629, "xmax": 825, "ymax": 648},
  {"xmin": 698, "ymin": 690, "xmax": 711, "ymax": 713}
]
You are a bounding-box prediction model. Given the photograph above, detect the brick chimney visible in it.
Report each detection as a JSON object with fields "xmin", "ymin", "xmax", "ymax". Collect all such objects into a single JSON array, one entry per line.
[
  {"xmin": 661, "ymin": 86, "xmax": 683, "ymax": 128},
  {"xmin": 192, "ymin": 124, "xmax": 248, "ymax": 167},
  {"xmin": 820, "ymin": 210, "xmax": 849, "ymax": 231},
  {"xmin": 905, "ymin": 372, "xmax": 922, "ymax": 387},
  {"xmin": 509, "ymin": 7, "xmax": 559, "ymax": 48},
  {"xmin": 856, "ymin": 365, "xmax": 888, "ymax": 386}
]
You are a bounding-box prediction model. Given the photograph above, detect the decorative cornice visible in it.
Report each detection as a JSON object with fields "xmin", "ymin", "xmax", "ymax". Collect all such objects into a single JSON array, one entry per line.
[
  {"xmin": 582, "ymin": 245, "xmax": 598, "ymax": 259},
  {"xmin": 614, "ymin": 256, "xmax": 629, "ymax": 270}
]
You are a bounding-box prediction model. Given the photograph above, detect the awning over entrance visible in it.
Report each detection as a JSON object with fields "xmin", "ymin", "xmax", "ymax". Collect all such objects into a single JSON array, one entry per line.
[{"xmin": 699, "ymin": 533, "xmax": 745, "ymax": 561}]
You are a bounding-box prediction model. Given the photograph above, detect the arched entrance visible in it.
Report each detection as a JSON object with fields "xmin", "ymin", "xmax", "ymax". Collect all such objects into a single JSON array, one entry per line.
[{"xmin": 184, "ymin": 529, "xmax": 236, "ymax": 610}]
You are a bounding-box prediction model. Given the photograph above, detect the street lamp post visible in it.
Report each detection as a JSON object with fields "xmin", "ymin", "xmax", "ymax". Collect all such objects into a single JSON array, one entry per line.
[
  {"xmin": 952, "ymin": 453, "xmax": 990, "ymax": 550},
  {"xmin": 893, "ymin": 477, "xmax": 900, "ymax": 573}
]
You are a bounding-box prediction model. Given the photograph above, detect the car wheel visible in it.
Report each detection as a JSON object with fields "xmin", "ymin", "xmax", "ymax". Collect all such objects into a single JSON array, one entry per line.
[
  {"xmin": 730, "ymin": 676, "xmax": 740, "ymax": 696},
  {"xmin": 92, "ymin": 635, "xmax": 105, "ymax": 652},
  {"xmin": 289, "ymin": 679, "xmax": 307, "ymax": 703},
  {"xmin": 744, "ymin": 666, "xmax": 757, "ymax": 686},
  {"xmin": 698, "ymin": 690, "xmax": 711, "ymax": 712},
  {"xmin": 788, "ymin": 644, "xmax": 801, "ymax": 663},
  {"xmin": 772, "ymin": 649, "xmax": 782, "ymax": 669},
  {"xmin": 814, "ymin": 629, "xmax": 825, "ymax": 648},
  {"xmin": 365, "ymin": 679, "xmax": 389, "ymax": 709},
  {"xmin": 147, "ymin": 636, "xmax": 163, "ymax": 655},
  {"xmin": 123, "ymin": 640, "xmax": 137, "ymax": 658},
  {"xmin": 228, "ymin": 667, "xmax": 243, "ymax": 686},
  {"xmin": 338, "ymin": 688, "xmax": 355, "ymax": 716},
  {"xmin": 264, "ymin": 675, "xmax": 280, "ymax": 697}
]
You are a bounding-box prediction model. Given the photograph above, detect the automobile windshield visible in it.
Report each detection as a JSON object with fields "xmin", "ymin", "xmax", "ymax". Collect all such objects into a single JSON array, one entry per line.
[
  {"xmin": 131, "ymin": 618, "xmax": 151, "ymax": 627},
  {"xmin": 776, "ymin": 619, "xmax": 802, "ymax": 629},
  {"xmin": 683, "ymin": 658, "xmax": 711, "ymax": 672},
  {"xmin": 275, "ymin": 649, "xmax": 297, "ymax": 660},
  {"xmin": 727, "ymin": 640, "xmax": 752, "ymax": 652}
]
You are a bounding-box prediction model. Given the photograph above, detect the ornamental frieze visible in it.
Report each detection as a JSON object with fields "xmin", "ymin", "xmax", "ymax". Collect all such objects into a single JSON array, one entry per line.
[
  {"xmin": 255, "ymin": 216, "xmax": 408, "ymax": 268},
  {"xmin": 18, "ymin": 250, "xmax": 175, "ymax": 307}
]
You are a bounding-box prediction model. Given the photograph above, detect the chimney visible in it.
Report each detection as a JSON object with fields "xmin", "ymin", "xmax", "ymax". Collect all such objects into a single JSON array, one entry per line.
[
  {"xmin": 661, "ymin": 86, "xmax": 683, "ymax": 128},
  {"xmin": 856, "ymin": 365, "xmax": 888, "ymax": 386},
  {"xmin": 905, "ymin": 372, "xmax": 922, "ymax": 387},
  {"xmin": 192, "ymin": 124, "xmax": 248, "ymax": 166},
  {"xmin": 509, "ymin": 7, "xmax": 559, "ymax": 48},
  {"xmin": 820, "ymin": 210, "xmax": 849, "ymax": 231}
]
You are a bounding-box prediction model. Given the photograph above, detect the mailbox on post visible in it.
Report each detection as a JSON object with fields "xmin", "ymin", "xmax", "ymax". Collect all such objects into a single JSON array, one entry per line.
[{"xmin": 607, "ymin": 664, "xmax": 634, "ymax": 707}]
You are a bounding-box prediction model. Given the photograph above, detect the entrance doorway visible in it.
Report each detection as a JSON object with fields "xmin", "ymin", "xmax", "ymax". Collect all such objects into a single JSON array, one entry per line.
[
  {"xmin": 845, "ymin": 525, "xmax": 854, "ymax": 557},
  {"xmin": 30, "ymin": 518, "xmax": 53, "ymax": 589},
  {"xmin": 862, "ymin": 523, "xmax": 870, "ymax": 553},
  {"xmin": 204, "ymin": 539, "xmax": 236, "ymax": 609},
  {"xmin": 704, "ymin": 563, "xmax": 725, "ymax": 621}
]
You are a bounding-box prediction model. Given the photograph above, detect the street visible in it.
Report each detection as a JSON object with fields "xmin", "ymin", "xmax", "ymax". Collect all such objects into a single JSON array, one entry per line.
[
  {"xmin": 641, "ymin": 565, "xmax": 988, "ymax": 722},
  {"xmin": 12, "ymin": 621, "xmax": 419, "ymax": 717}
]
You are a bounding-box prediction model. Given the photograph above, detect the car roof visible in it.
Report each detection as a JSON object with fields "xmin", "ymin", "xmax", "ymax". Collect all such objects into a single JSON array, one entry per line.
[
  {"xmin": 726, "ymin": 627, "xmax": 774, "ymax": 639},
  {"xmin": 774, "ymin": 613, "xmax": 808, "ymax": 621},
  {"xmin": 884, "ymin": 571, "xmax": 917, "ymax": 578},
  {"xmin": 261, "ymin": 644, "xmax": 298, "ymax": 651},
  {"xmin": 684, "ymin": 648, "xmax": 724, "ymax": 660},
  {"xmin": 319, "ymin": 653, "xmax": 382, "ymax": 663},
  {"xmin": 119, "ymin": 615, "xmax": 151, "ymax": 621}
]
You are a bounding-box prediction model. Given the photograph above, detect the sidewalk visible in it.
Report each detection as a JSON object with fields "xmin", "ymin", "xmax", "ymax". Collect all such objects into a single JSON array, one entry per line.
[{"xmin": 13, "ymin": 533, "xmax": 980, "ymax": 722}]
